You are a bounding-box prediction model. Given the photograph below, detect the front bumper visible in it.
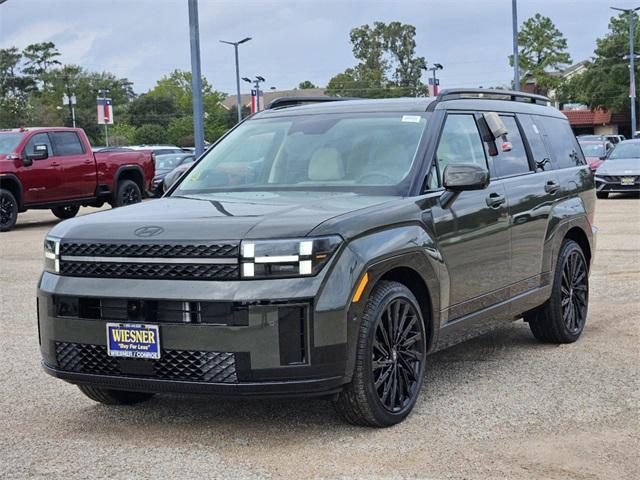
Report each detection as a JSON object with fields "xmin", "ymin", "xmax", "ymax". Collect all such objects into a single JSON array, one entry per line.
[
  {"xmin": 38, "ymin": 268, "xmax": 355, "ymax": 397},
  {"xmin": 595, "ymin": 176, "xmax": 640, "ymax": 193}
]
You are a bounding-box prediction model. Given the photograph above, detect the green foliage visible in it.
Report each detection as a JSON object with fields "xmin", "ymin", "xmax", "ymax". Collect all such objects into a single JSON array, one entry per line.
[
  {"xmin": 132, "ymin": 124, "xmax": 166, "ymax": 145},
  {"xmin": 22, "ymin": 42, "xmax": 61, "ymax": 89},
  {"xmin": 297, "ymin": 80, "xmax": 317, "ymax": 89},
  {"xmin": 326, "ymin": 21, "xmax": 426, "ymax": 98},
  {"xmin": 509, "ymin": 13, "xmax": 571, "ymax": 95},
  {"xmin": 109, "ymin": 122, "xmax": 137, "ymax": 146},
  {"xmin": 577, "ymin": 11, "xmax": 639, "ymax": 111}
]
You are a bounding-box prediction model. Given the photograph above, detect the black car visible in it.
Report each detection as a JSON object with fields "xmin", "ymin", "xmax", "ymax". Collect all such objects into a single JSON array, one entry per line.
[
  {"xmin": 150, "ymin": 153, "xmax": 195, "ymax": 196},
  {"xmin": 594, "ymin": 139, "xmax": 640, "ymax": 198},
  {"xmin": 38, "ymin": 89, "xmax": 596, "ymax": 427}
]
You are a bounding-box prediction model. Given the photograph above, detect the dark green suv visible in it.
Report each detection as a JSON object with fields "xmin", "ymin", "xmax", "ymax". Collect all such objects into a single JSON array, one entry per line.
[{"xmin": 38, "ymin": 89, "xmax": 596, "ymax": 427}]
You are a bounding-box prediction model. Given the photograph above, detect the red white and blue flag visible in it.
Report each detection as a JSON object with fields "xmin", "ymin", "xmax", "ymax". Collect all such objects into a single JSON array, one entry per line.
[
  {"xmin": 97, "ymin": 98, "xmax": 114, "ymax": 125},
  {"xmin": 251, "ymin": 89, "xmax": 264, "ymax": 113}
]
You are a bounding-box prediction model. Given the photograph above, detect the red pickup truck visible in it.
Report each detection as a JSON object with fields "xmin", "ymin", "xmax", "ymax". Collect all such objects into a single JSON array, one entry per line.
[{"xmin": 0, "ymin": 127, "xmax": 155, "ymax": 231}]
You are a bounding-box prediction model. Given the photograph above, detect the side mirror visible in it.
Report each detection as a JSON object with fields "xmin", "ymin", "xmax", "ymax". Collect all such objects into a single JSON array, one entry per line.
[
  {"xmin": 443, "ymin": 164, "xmax": 490, "ymax": 192},
  {"xmin": 599, "ymin": 155, "xmax": 606, "ymax": 161},
  {"xmin": 27, "ymin": 144, "xmax": 49, "ymax": 161}
]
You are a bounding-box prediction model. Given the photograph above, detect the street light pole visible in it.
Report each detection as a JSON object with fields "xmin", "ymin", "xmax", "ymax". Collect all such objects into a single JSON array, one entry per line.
[
  {"xmin": 188, "ymin": 0, "xmax": 205, "ymax": 157},
  {"xmin": 221, "ymin": 37, "xmax": 252, "ymax": 124},
  {"xmin": 512, "ymin": 0, "xmax": 520, "ymax": 91},
  {"xmin": 612, "ymin": 6, "xmax": 640, "ymax": 137}
]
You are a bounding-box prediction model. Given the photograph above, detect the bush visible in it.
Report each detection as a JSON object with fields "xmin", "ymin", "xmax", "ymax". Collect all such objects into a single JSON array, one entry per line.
[{"xmin": 132, "ymin": 123, "xmax": 166, "ymax": 145}]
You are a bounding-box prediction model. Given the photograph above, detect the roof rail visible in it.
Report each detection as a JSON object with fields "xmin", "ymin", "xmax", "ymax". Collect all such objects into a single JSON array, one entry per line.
[
  {"xmin": 427, "ymin": 88, "xmax": 551, "ymax": 111},
  {"xmin": 267, "ymin": 96, "xmax": 358, "ymax": 110}
]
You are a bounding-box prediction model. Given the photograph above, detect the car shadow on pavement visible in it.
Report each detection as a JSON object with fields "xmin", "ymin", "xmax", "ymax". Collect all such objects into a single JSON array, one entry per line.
[
  {"xmin": 57, "ymin": 322, "xmax": 542, "ymax": 437},
  {"xmin": 11, "ymin": 219, "xmax": 60, "ymax": 231}
]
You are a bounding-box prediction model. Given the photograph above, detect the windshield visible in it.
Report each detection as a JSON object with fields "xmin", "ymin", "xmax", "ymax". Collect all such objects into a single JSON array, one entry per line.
[
  {"xmin": 0, "ymin": 133, "xmax": 25, "ymax": 155},
  {"xmin": 579, "ymin": 142, "xmax": 604, "ymax": 157},
  {"xmin": 174, "ymin": 113, "xmax": 427, "ymax": 195},
  {"xmin": 155, "ymin": 154, "xmax": 191, "ymax": 170},
  {"xmin": 608, "ymin": 142, "xmax": 640, "ymax": 160}
]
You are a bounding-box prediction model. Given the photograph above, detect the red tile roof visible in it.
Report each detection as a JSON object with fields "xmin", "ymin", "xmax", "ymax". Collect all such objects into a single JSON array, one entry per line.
[{"xmin": 562, "ymin": 108, "xmax": 629, "ymax": 126}]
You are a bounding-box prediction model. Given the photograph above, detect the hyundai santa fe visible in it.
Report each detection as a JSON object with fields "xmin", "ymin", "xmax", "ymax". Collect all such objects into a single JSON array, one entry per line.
[{"xmin": 38, "ymin": 89, "xmax": 596, "ymax": 427}]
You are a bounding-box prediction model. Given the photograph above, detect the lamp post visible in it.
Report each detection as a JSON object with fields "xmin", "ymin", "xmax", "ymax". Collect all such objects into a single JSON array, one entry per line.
[
  {"xmin": 98, "ymin": 88, "xmax": 110, "ymax": 146},
  {"xmin": 612, "ymin": 6, "xmax": 640, "ymax": 137},
  {"xmin": 220, "ymin": 37, "xmax": 252, "ymax": 124},
  {"xmin": 242, "ymin": 76, "xmax": 266, "ymax": 112},
  {"xmin": 188, "ymin": 0, "xmax": 205, "ymax": 156},
  {"xmin": 512, "ymin": 0, "xmax": 520, "ymax": 91}
]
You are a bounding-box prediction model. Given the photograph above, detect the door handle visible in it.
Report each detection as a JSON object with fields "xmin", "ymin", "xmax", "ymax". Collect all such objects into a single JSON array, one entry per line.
[
  {"xmin": 51, "ymin": 162, "xmax": 60, "ymax": 166},
  {"xmin": 84, "ymin": 159, "xmax": 93, "ymax": 164},
  {"xmin": 485, "ymin": 192, "xmax": 506, "ymax": 208},
  {"xmin": 545, "ymin": 180, "xmax": 560, "ymax": 194}
]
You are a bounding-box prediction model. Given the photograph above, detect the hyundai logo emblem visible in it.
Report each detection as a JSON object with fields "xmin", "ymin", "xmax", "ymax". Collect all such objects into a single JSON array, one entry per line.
[{"xmin": 134, "ymin": 226, "xmax": 164, "ymax": 237}]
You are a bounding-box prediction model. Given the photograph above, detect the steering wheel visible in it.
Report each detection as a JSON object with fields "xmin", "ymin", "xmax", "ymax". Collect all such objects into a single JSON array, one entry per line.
[{"xmin": 356, "ymin": 171, "xmax": 397, "ymax": 184}]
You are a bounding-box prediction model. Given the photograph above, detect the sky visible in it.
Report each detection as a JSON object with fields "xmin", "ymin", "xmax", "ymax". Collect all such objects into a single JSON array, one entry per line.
[{"xmin": 1, "ymin": 0, "xmax": 638, "ymax": 95}]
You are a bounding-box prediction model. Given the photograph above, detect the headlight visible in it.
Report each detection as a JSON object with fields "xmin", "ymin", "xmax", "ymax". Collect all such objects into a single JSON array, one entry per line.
[
  {"xmin": 240, "ymin": 235, "xmax": 342, "ymax": 278},
  {"xmin": 44, "ymin": 237, "xmax": 60, "ymax": 273}
]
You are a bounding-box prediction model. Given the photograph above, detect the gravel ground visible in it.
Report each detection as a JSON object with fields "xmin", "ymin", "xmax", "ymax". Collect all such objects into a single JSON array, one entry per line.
[{"xmin": 0, "ymin": 196, "xmax": 638, "ymax": 480}]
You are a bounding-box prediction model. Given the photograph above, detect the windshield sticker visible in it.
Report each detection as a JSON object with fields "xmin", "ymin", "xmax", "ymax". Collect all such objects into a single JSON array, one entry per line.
[{"xmin": 402, "ymin": 115, "xmax": 421, "ymax": 123}]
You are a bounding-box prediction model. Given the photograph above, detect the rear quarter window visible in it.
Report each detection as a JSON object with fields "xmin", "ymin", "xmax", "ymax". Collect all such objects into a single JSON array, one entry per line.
[
  {"xmin": 537, "ymin": 116, "xmax": 584, "ymax": 169},
  {"xmin": 519, "ymin": 115, "xmax": 553, "ymax": 171}
]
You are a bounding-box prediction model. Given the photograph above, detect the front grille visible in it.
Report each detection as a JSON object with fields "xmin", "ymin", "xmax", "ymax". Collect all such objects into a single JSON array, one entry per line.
[
  {"xmin": 55, "ymin": 342, "xmax": 238, "ymax": 383},
  {"xmin": 60, "ymin": 242, "xmax": 239, "ymax": 258},
  {"xmin": 598, "ymin": 175, "xmax": 639, "ymax": 184},
  {"xmin": 59, "ymin": 261, "xmax": 239, "ymax": 280}
]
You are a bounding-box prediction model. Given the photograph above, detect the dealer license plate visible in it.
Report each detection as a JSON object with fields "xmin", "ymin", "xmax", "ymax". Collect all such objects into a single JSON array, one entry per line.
[
  {"xmin": 106, "ymin": 323, "xmax": 161, "ymax": 360},
  {"xmin": 621, "ymin": 177, "xmax": 635, "ymax": 186}
]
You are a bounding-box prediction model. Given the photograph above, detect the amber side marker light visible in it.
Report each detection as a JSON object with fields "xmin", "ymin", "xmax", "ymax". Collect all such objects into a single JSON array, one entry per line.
[{"xmin": 352, "ymin": 272, "xmax": 369, "ymax": 303}]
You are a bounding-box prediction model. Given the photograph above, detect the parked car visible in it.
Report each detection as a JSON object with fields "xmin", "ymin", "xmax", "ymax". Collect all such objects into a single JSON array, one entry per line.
[
  {"xmin": 594, "ymin": 139, "xmax": 640, "ymax": 198},
  {"xmin": 150, "ymin": 153, "xmax": 195, "ymax": 196},
  {"xmin": 578, "ymin": 139, "xmax": 613, "ymax": 171},
  {"xmin": 162, "ymin": 161, "xmax": 193, "ymax": 192},
  {"xmin": 0, "ymin": 127, "xmax": 155, "ymax": 231},
  {"xmin": 129, "ymin": 145, "xmax": 186, "ymax": 155},
  {"xmin": 604, "ymin": 134, "xmax": 625, "ymax": 144},
  {"xmin": 38, "ymin": 90, "xmax": 595, "ymax": 427}
]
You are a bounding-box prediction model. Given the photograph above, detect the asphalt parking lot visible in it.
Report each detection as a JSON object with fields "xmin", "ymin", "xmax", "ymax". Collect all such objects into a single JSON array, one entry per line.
[{"xmin": 0, "ymin": 196, "xmax": 638, "ymax": 480}]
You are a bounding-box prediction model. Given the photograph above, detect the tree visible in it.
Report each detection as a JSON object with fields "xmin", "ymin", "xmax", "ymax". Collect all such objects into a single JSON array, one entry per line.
[
  {"xmin": 133, "ymin": 124, "xmax": 166, "ymax": 145},
  {"xmin": 509, "ymin": 13, "xmax": 571, "ymax": 95},
  {"xmin": 109, "ymin": 122, "xmax": 137, "ymax": 146},
  {"xmin": 570, "ymin": 11, "xmax": 640, "ymax": 111},
  {"xmin": 0, "ymin": 48, "xmax": 35, "ymax": 127},
  {"xmin": 326, "ymin": 21, "xmax": 426, "ymax": 98},
  {"xmin": 127, "ymin": 93, "xmax": 177, "ymax": 127},
  {"xmin": 297, "ymin": 80, "xmax": 317, "ymax": 89},
  {"xmin": 22, "ymin": 42, "xmax": 61, "ymax": 89}
]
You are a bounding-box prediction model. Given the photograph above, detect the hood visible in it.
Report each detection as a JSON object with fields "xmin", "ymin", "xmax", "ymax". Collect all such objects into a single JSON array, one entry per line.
[
  {"xmin": 48, "ymin": 191, "xmax": 398, "ymax": 241},
  {"xmin": 596, "ymin": 158, "xmax": 640, "ymax": 175}
]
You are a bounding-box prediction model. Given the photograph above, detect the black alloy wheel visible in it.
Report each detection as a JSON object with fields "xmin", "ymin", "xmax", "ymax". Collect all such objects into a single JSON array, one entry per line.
[
  {"xmin": 51, "ymin": 205, "xmax": 80, "ymax": 220},
  {"xmin": 526, "ymin": 239, "xmax": 589, "ymax": 343},
  {"xmin": 0, "ymin": 189, "xmax": 18, "ymax": 232},
  {"xmin": 560, "ymin": 250, "xmax": 588, "ymax": 335},
  {"xmin": 334, "ymin": 281, "xmax": 427, "ymax": 427},
  {"xmin": 113, "ymin": 179, "xmax": 142, "ymax": 208},
  {"xmin": 372, "ymin": 298, "xmax": 424, "ymax": 413}
]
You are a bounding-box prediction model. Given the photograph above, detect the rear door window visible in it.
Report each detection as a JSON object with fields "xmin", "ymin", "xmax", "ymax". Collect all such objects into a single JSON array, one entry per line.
[
  {"xmin": 519, "ymin": 115, "xmax": 553, "ymax": 171},
  {"xmin": 491, "ymin": 116, "xmax": 532, "ymax": 178},
  {"xmin": 537, "ymin": 116, "xmax": 584, "ymax": 169},
  {"xmin": 24, "ymin": 133, "xmax": 53, "ymax": 159},
  {"xmin": 50, "ymin": 132, "xmax": 85, "ymax": 156},
  {"xmin": 433, "ymin": 114, "xmax": 487, "ymax": 186}
]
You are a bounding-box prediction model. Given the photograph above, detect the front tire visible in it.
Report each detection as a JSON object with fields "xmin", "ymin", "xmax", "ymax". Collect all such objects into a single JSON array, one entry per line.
[
  {"xmin": 0, "ymin": 188, "xmax": 18, "ymax": 232},
  {"xmin": 525, "ymin": 239, "xmax": 589, "ymax": 343},
  {"xmin": 111, "ymin": 179, "xmax": 142, "ymax": 208},
  {"xmin": 77, "ymin": 385, "xmax": 154, "ymax": 405},
  {"xmin": 334, "ymin": 281, "xmax": 427, "ymax": 427},
  {"xmin": 51, "ymin": 205, "xmax": 80, "ymax": 219}
]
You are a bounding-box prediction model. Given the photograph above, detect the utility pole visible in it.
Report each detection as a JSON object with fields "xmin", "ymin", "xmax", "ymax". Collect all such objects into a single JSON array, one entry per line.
[
  {"xmin": 612, "ymin": 6, "xmax": 640, "ymax": 137},
  {"xmin": 188, "ymin": 0, "xmax": 205, "ymax": 156},
  {"xmin": 512, "ymin": 0, "xmax": 520, "ymax": 91},
  {"xmin": 220, "ymin": 37, "xmax": 252, "ymax": 123}
]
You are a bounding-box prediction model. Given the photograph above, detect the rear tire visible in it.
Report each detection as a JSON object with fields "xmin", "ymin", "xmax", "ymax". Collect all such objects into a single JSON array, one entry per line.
[
  {"xmin": 0, "ymin": 188, "xmax": 18, "ymax": 232},
  {"xmin": 596, "ymin": 191, "xmax": 609, "ymax": 199},
  {"xmin": 111, "ymin": 179, "xmax": 142, "ymax": 208},
  {"xmin": 51, "ymin": 205, "xmax": 80, "ymax": 219},
  {"xmin": 525, "ymin": 240, "xmax": 589, "ymax": 343},
  {"xmin": 77, "ymin": 385, "xmax": 154, "ymax": 405},
  {"xmin": 334, "ymin": 281, "xmax": 427, "ymax": 427}
]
